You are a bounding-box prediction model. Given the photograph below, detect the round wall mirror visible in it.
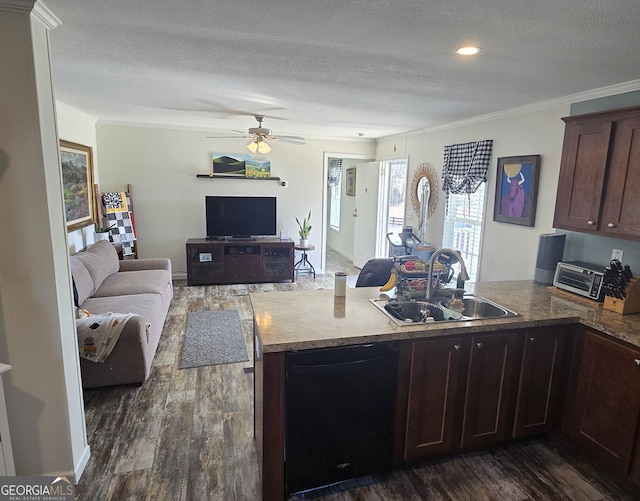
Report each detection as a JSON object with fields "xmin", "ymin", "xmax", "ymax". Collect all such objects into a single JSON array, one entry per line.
[{"xmin": 411, "ymin": 162, "xmax": 439, "ymax": 219}]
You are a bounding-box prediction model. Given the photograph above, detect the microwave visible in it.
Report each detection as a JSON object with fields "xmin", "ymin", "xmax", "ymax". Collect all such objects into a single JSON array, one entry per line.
[{"xmin": 553, "ymin": 261, "xmax": 605, "ymax": 301}]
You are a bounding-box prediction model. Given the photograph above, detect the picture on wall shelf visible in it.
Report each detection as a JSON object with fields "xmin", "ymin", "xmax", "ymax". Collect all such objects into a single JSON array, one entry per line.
[
  {"xmin": 211, "ymin": 153, "xmax": 251, "ymax": 176},
  {"xmin": 493, "ymin": 155, "xmax": 541, "ymax": 227},
  {"xmin": 246, "ymin": 159, "xmax": 271, "ymax": 178},
  {"xmin": 60, "ymin": 140, "xmax": 95, "ymax": 232},
  {"xmin": 346, "ymin": 167, "xmax": 356, "ymax": 196}
]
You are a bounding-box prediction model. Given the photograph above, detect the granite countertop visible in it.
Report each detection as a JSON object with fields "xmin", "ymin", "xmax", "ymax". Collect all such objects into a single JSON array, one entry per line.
[{"xmin": 250, "ymin": 281, "xmax": 640, "ymax": 353}]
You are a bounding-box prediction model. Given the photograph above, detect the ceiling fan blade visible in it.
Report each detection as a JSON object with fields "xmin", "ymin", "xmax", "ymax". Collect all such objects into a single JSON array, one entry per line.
[
  {"xmin": 275, "ymin": 135, "xmax": 305, "ymax": 141},
  {"xmin": 274, "ymin": 137, "xmax": 306, "ymax": 145},
  {"xmin": 206, "ymin": 135, "xmax": 251, "ymax": 139}
]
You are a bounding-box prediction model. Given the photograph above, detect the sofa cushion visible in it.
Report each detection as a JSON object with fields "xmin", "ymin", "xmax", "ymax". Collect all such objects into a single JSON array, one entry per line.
[
  {"xmin": 69, "ymin": 256, "xmax": 94, "ymax": 305},
  {"xmin": 75, "ymin": 240, "xmax": 120, "ymax": 292},
  {"xmin": 80, "ymin": 293, "xmax": 164, "ymax": 336},
  {"xmin": 93, "ymin": 269, "xmax": 171, "ymax": 298}
]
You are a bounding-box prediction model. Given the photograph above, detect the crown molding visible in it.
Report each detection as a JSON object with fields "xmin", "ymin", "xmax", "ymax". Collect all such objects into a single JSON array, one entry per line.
[
  {"xmin": 0, "ymin": 0, "xmax": 60, "ymax": 28},
  {"xmin": 382, "ymin": 79, "xmax": 640, "ymax": 141},
  {"xmin": 33, "ymin": 1, "xmax": 61, "ymax": 29},
  {"xmin": 55, "ymin": 101, "xmax": 98, "ymax": 124}
]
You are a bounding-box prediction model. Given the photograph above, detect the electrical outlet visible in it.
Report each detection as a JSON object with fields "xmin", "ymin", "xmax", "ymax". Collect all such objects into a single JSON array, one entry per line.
[{"xmin": 612, "ymin": 249, "xmax": 624, "ymax": 262}]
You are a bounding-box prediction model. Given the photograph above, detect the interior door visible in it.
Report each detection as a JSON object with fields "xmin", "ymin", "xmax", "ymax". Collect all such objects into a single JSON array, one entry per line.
[{"xmin": 352, "ymin": 162, "xmax": 382, "ymax": 268}]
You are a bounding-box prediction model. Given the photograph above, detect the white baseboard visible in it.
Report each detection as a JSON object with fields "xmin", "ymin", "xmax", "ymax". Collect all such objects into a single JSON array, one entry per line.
[
  {"xmin": 74, "ymin": 445, "xmax": 91, "ymax": 483},
  {"xmin": 326, "ymin": 245, "xmax": 353, "ymax": 261}
]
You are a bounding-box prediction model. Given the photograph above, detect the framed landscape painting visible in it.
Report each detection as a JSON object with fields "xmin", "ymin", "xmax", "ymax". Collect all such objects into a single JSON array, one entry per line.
[
  {"xmin": 493, "ymin": 155, "xmax": 541, "ymax": 227},
  {"xmin": 60, "ymin": 140, "xmax": 95, "ymax": 232}
]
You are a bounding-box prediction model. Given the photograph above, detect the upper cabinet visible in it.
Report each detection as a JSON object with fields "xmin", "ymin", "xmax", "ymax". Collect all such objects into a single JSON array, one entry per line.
[{"xmin": 553, "ymin": 106, "xmax": 640, "ymax": 241}]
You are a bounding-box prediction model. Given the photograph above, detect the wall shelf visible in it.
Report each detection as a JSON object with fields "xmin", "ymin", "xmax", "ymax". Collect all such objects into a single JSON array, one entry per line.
[{"xmin": 196, "ymin": 174, "xmax": 281, "ymax": 181}]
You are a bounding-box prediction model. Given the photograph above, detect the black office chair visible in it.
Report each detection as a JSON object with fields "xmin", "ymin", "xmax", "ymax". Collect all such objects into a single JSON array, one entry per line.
[{"xmin": 355, "ymin": 258, "xmax": 395, "ymax": 287}]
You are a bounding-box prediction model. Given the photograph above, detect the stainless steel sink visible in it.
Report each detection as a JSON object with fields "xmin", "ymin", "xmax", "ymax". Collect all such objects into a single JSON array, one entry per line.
[
  {"xmin": 440, "ymin": 295, "xmax": 518, "ymax": 319},
  {"xmin": 370, "ymin": 295, "xmax": 517, "ymax": 326}
]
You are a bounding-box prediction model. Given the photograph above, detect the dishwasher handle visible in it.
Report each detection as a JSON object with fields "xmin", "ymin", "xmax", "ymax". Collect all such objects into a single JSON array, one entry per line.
[{"xmin": 287, "ymin": 353, "xmax": 396, "ymax": 375}]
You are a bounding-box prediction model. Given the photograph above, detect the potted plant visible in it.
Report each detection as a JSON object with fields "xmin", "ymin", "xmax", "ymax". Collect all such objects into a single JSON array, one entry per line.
[
  {"xmin": 296, "ymin": 211, "xmax": 312, "ymax": 247},
  {"xmin": 94, "ymin": 223, "xmax": 115, "ymax": 242}
]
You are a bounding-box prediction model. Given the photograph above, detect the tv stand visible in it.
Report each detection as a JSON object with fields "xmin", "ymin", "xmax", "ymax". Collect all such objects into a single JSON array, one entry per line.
[{"xmin": 186, "ymin": 238, "xmax": 294, "ymax": 285}]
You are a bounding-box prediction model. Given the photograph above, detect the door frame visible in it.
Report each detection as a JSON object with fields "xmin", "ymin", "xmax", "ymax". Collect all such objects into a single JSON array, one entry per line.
[{"xmin": 321, "ymin": 152, "xmax": 374, "ymax": 273}]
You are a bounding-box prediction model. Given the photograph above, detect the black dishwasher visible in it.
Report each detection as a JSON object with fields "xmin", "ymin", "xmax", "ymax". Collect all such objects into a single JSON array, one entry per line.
[{"xmin": 285, "ymin": 342, "xmax": 399, "ymax": 495}]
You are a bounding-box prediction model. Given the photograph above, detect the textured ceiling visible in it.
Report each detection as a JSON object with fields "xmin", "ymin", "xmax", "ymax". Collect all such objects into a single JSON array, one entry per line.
[{"xmin": 45, "ymin": 0, "xmax": 640, "ymax": 140}]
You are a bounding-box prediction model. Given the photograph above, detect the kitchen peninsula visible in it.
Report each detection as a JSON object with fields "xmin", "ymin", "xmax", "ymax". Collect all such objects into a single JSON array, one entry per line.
[{"xmin": 251, "ymin": 281, "xmax": 640, "ymax": 500}]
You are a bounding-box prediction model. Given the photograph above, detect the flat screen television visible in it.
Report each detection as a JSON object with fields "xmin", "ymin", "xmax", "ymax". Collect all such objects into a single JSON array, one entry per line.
[{"xmin": 205, "ymin": 196, "xmax": 277, "ymax": 239}]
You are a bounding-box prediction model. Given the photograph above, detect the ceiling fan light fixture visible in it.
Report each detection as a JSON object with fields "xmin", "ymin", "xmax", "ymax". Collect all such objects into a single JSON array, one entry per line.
[
  {"xmin": 246, "ymin": 139, "xmax": 258, "ymax": 153},
  {"xmin": 257, "ymin": 140, "xmax": 272, "ymax": 154},
  {"xmin": 456, "ymin": 46, "xmax": 481, "ymax": 56}
]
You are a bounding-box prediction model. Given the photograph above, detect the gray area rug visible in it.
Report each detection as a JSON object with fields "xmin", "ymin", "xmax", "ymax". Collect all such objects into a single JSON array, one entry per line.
[{"xmin": 179, "ymin": 310, "xmax": 249, "ymax": 369}]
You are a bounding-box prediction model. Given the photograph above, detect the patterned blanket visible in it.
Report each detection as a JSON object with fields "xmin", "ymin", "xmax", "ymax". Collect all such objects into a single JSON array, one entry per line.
[
  {"xmin": 101, "ymin": 191, "xmax": 136, "ymax": 255},
  {"xmin": 76, "ymin": 310, "xmax": 138, "ymax": 363}
]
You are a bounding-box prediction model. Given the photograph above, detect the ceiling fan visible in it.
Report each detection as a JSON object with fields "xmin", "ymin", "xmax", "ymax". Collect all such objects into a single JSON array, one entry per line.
[{"xmin": 207, "ymin": 115, "xmax": 305, "ymax": 154}]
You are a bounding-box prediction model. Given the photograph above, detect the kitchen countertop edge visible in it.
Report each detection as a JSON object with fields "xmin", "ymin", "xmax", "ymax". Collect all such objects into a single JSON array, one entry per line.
[{"xmin": 251, "ymin": 280, "xmax": 640, "ymax": 353}]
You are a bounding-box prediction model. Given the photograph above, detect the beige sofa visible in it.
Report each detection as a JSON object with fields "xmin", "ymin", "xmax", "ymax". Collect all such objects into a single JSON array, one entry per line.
[{"xmin": 70, "ymin": 240, "xmax": 173, "ymax": 388}]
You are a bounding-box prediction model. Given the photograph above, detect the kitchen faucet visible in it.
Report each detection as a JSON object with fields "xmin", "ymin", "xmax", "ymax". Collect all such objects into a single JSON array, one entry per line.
[{"xmin": 425, "ymin": 248, "xmax": 470, "ymax": 300}]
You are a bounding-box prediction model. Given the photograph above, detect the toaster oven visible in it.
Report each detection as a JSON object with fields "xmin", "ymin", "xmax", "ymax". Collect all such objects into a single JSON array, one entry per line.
[{"xmin": 553, "ymin": 261, "xmax": 605, "ymax": 301}]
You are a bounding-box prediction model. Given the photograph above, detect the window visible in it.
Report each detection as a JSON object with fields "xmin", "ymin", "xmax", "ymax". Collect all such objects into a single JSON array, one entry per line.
[
  {"xmin": 441, "ymin": 182, "xmax": 486, "ymax": 282},
  {"xmin": 384, "ymin": 160, "xmax": 408, "ymax": 253},
  {"xmin": 328, "ymin": 158, "xmax": 342, "ymax": 230}
]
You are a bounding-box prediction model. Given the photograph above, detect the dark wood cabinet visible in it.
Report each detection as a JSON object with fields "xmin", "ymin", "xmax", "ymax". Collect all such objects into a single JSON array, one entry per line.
[
  {"xmin": 400, "ymin": 327, "xmax": 573, "ymax": 462},
  {"xmin": 600, "ymin": 116, "xmax": 640, "ymax": 239},
  {"xmin": 564, "ymin": 327, "xmax": 640, "ymax": 477},
  {"xmin": 513, "ymin": 326, "xmax": 570, "ymax": 438},
  {"xmin": 186, "ymin": 238, "xmax": 294, "ymax": 285},
  {"xmin": 553, "ymin": 105, "xmax": 640, "ymax": 241},
  {"xmin": 401, "ymin": 337, "xmax": 467, "ymax": 460},
  {"xmin": 553, "ymin": 119, "xmax": 612, "ymax": 231},
  {"xmin": 461, "ymin": 331, "xmax": 521, "ymax": 449}
]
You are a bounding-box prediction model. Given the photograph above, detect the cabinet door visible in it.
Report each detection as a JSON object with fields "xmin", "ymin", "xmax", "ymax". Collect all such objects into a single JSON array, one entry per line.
[
  {"xmin": 186, "ymin": 244, "xmax": 224, "ymax": 285},
  {"xmin": 404, "ymin": 337, "xmax": 467, "ymax": 460},
  {"xmin": 263, "ymin": 244, "xmax": 293, "ymax": 280},
  {"xmin": 513, "ymin": 327, "xmax": 569, "ymax": 438},
  {"xmin": 600, "ymin": 116, "xmax": 640, "ymax": 239},
  {"xmin": 553, "ymin": 120, "xmax": 612, "ymax": 231},
  {"xmin": 461, "ymin": 332, "xmax": 521, "ymax": 449},
  {"xmin": 565, "ymin": 328, "xmax": 640, "ymax": 475}
]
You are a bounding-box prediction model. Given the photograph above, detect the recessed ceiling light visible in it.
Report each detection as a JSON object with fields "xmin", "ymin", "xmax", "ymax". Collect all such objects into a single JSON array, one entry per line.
[{"xmin": 456, "ymin": 46, "xmax": 481, "ymax": 56}]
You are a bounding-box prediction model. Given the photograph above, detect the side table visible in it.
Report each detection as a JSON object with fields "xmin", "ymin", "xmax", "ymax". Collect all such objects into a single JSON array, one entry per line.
[{"xmin": 294, "ymin": 244, "xmax": 316, "ymax": 279}]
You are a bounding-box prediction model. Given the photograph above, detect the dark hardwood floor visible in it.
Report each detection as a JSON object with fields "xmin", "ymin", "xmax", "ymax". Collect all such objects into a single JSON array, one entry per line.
[{"xmin": 76, "ymin": 249, "xmax": 639, "ymax": 500}]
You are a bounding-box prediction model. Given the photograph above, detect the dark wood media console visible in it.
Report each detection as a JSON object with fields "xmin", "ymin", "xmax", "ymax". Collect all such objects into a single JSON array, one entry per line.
[{"xmin": 186, "ymin": 238, "xmax": 294, "ymax": 285}]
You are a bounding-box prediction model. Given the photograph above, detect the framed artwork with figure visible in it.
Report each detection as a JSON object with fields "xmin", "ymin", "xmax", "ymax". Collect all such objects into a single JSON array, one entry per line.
[{"xmin": 493, "ymin": 155, "xmax": 541, "ymax": 227}]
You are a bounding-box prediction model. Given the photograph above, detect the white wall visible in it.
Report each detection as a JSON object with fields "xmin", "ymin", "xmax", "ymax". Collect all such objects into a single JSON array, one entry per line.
[
  {"xmin": 95, "ymin": 124, "xmax": 375, "ymax": 277},
  {"xmin": 0, "ymin": 4, "xmax": 88, "ymax": 479},
  {"xmin": 377, "ymin": 104, "xmax": 569, "ymax": 282}
]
